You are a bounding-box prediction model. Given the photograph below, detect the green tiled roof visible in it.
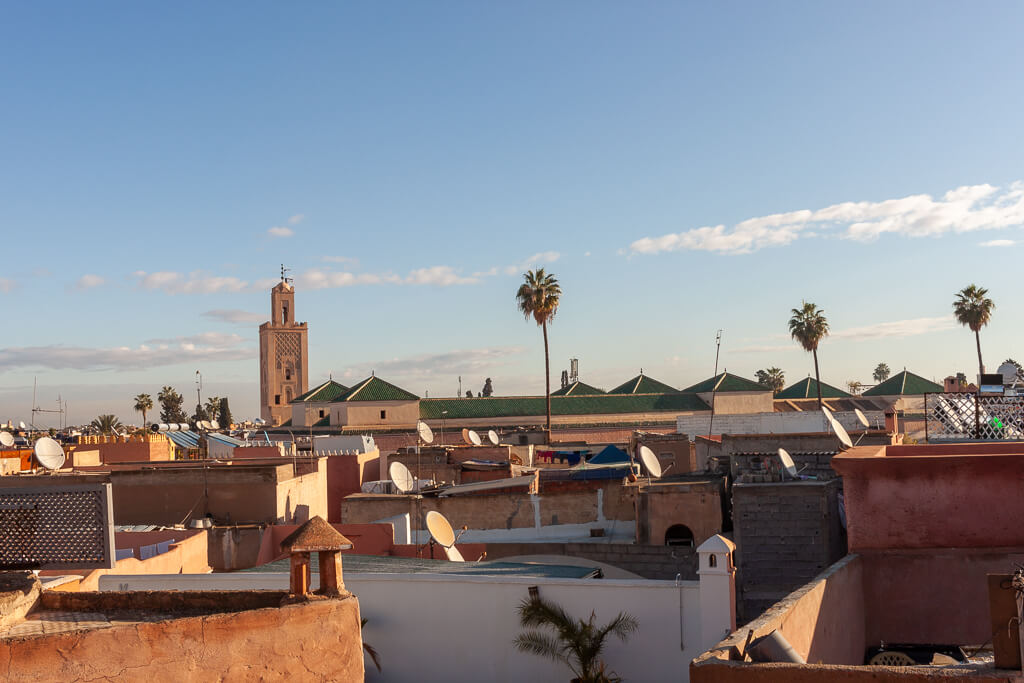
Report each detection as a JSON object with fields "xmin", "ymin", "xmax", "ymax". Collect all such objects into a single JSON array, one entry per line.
[
  {"xmin": 551, "ymin": 381, "xmax": 606, "ymax": 396},
  {"xmin": 338, "ymin": 376, "xmax": 419, "ymax": 402},
  {"xmin": 607, "ymin": 374, "xmax": 678, "ymax": 394},
  {"xmin": 313, "ymin": 415, "xmax": 331, "ymax": 427},
  {"xmin": 862, "ymin": 370, "xmax": 943, "ymax": 396},
  {"xmin": 419, "ymin": 392, "xmax": 708, "ymax": 420},
  {"xmin": 291, "ymin": 379, "xmax": 349, "ymax": 403},
  {"xmin": 682, "ymin": 372, "xmax": 767, "ymax": 393},
  {"xmin": 775, "ymin": 377, "xmax": 851, "ymax": 400}
]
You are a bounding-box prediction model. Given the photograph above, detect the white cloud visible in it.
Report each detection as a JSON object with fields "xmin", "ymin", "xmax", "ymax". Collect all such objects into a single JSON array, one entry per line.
[
  {"xmin": 201, "ymin": 309, "xmax": 265, "ymax": 325},
  {"xmin": 831, "ymin": 316, "xmax": 956, "ymax": 341},
  {"xmin": 630, "ymin": 181, "xmax": 1024, "ymax": 255},
  {"xmin": 405, "ymin": 266, "xmax": 478, "ymax": 286},
  {"xmin": 75, "ymin": 274, "xmax": 105, "ymax": 290},
  {"xmin": 288, "ymin": 214, "xmax": 305, "ymax": 225},
  {"xmin": 134, "ymin": 271, "xmax": 249, "ymax": 295},
  {"xmin": 340, "ymin": 346, "xmax": 527, "ymax": 380},
  {"xmin": 980, "ymin": 239, "xmax": 1015, "ymax": 247},
  {"xmin": 322, "ymin": 255, "xmax": 359, "ymax": 265},
  {"xmin": 267, "ymin": 226, "xmax": 294, "ymax": 238},
  {"xmin": 502, "ymin": 251, "xmax": 561, "ymax": 276},
  {"xmin": 296, "ymin": 270, "xmax": 402, "ymax": 290},
  {"xmin": 0, "ymin": 333, "xmax": 255, "ymax": 371}
]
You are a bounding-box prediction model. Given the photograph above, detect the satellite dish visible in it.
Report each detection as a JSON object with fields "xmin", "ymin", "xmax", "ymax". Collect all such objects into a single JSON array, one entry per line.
[
  {"xmin": 638, "ymin": 445, "xmax": 662, "ymax": 479},
  {"xmin": 34, "ymin": 437, "xmax": 66, "ymax": 470},
  {"xmin": 210, "ymin": 420, "xmax": 220, "ymax": 430},
  {"xmin": 0, "ymin": 431, "xmax": 13, "ymax": 448},
  {"xmin": 389, "ymin": 461, "xmax": 415, "ymax": 493},
  {"xmin": 416, "ymin": 421, "xmax": 434, "ymax": 444},
  {"xmin": 468, "ymin": 429, "xmax": 482, "ymax": 446},
  {"xmin": 854, "ymin": 408, "xmax": 869, "ymax": 428},
  {"xmin": 425, "ymin": 510, "xmax": 456, "ymax": 547},
  {"xmin": 824, "ymin": 410, "xmax": 853, "ymax": 449},
  {"xmin": 821, "ymin": 405, "xmax": 833, "ymax": 417},
  {"xmin": 19, "ymin": 421, "xmax": 26, "ymax": 430},
  {"xmin": 461, "ymin": 428, "xmax": 471, "ymax": 445},
  {"xmin": 487, "ymin": 430, "xmax": 499, "ymax": 446},
  {"xmin": 777, "ymin": 448, "xmax": 798, "ymax": 479}
]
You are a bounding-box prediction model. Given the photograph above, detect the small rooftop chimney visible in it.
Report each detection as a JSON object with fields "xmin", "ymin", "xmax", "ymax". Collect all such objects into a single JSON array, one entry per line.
[{"xmin": 279, "ymin": 516, "xmax": 353, "ymax": 597}]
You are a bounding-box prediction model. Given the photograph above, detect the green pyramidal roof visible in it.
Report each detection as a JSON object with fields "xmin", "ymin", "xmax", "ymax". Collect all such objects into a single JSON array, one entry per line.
[
  {"xmin": 862, "ymin": 370, "xmax": 943, "ymax": 396},
  {"xmin": 337, "ymin": 376, "xmax": 419, "ymax": 402},
  {"xmin": 291, "ymin": 379, "xmax": 349, "ymax": 403},
  {"xmin": 419, "ymin": 392, "xmax": 708, "ymax": 420},
  {"xmin": 607, "ymin": 374, "xmax": 678, "ymax": 394},
  {"xmin": 775, "ymin": 377, "xmax": 852, "ymax": 400},
  {"xmin": 682, "ymin": 372, "xmax": 768, "ymax": 393},
  {"xmin": 551, "ymin": 381, "xmax": 606, "ymax": 396}
]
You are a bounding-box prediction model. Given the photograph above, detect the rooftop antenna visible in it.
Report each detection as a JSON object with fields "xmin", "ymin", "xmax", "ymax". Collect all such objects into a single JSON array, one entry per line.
[
  {"xmin": 638, "ymin": 445, "xmax": 671, "ymax": 484},
  {"xmin": 707, "ymin": 330, "xmax": 723, "ymax": 440},
  {"xmin": 30, "ymin": 378, "xmax": 65, "ymax": 431},
  {"xmin": 425, "ymin": 510, "xmax": 467, "ymax": 562},
  {"xmin": 458, "ymin": 375, "xmax": 462, "ymax": 397},
  {"xmin": 280, "ymin": 263, "xmax": 293, "ymax": 285},
  {"xmin": 195, "ymin": 370, "xmax": 203, "ymax": 416},
  {"xmin": 570, "ymin": 358, "xmax": 579, "ymax": 384},
  {"xmin": 34, "ymin": 436, "xmax": 66, "ymax": 471},
  {"xmin": 777, "ymin": 448, "xmax": 807, "ymax": 481},
  {"xmin": 823, "ymin": 409, "xmax": 853, "ymax": 450}
]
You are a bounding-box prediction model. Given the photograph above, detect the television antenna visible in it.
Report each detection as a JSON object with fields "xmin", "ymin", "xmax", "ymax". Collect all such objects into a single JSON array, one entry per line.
[
  {"xmin": 487, "ymin": 429, "xmax": 499, "ymax": 446},
  {"xmin": 0, "ymin": 431, "xmax": 14, "ymax": 448},
  {"xmin": 425, "ymin": 510, "xmax": 466, "ymax": 562},
  {"xmin": 30, "ymin": 378, "xmax": 66, "ymax": 430},
  {"xmin": 280, "ymin": 263, "xmax": 293, "ymax": 285},
  {"xmin": 34, "ymin": 436, "xmax": 66, "ymax": 471},
  {"xmin": 707, "ymin": 330, "xmax": 723, "ymax": 439}
]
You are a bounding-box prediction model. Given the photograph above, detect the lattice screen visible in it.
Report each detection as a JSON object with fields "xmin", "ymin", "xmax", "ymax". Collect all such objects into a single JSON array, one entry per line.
[{"xmin": 0, "ymin": 484, "xmax": 115, "ymax": 569}]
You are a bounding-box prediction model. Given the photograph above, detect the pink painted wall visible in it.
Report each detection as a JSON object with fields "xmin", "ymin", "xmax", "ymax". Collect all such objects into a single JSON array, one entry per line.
[
  {"xmin": 833, "ymin": 446, "xmax": 1024, "ymax": 550},
  {"xmin": 254, "ymin": 522, "xmax": 396, "ymax": 566}
]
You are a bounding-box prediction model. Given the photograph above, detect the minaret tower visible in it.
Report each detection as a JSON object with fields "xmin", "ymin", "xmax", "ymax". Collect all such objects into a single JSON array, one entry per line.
[{"xmin": 259, "ymin": 265, "xmax": 309, "ymax": 426}]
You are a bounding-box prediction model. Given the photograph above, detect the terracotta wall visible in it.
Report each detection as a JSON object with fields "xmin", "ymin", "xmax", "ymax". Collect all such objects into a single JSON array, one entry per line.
[
  {"xmin": 635, "ymin": 480, "xmax": 723, "ymax": 547},
  {"xmin": 64, "ymin": 529, "xmax": 212, "ymax": 591},
  {"xmin": 254, "ymin": 522, "xmax": 397, "ymax": 565},
  {"xmin": 90, "ymin": 440, "xmax": 173, "ymax": 463},
  {"xmin": 833, "ymin": 447, "xmax": 1024, "ymax": 550},
  {"xmin": 2, "ymin": 592, "xmax": 363, "ymax": 682}
]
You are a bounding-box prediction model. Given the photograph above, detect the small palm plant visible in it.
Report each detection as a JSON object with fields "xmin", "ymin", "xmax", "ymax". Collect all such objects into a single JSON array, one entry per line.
[
  {"xmin": 361, "ymin": 618, "xmax": 381, "ymax": 674},
  {"xmin": 514, "ymin": 596, "xmax": 637, "ymax": 683}
]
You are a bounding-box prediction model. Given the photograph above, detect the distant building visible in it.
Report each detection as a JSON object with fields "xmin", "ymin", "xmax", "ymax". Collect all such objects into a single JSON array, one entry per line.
[{"xmin": 259, "ymin": 275, "xmax": 309, "ymax": 426}]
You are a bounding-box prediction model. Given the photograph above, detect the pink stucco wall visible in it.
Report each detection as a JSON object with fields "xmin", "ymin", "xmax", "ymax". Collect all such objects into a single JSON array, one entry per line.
[{"xmin": 832, "ymin": 445, "xmax": 1024, "ymax": 551}]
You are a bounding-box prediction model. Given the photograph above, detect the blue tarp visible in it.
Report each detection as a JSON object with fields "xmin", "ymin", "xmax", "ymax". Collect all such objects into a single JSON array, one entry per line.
[{"xmin": 588, "ymin": 445, "xmax": 629, "ymax": 465}]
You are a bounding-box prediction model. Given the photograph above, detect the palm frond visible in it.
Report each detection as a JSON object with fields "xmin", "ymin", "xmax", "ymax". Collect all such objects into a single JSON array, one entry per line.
[{"xmin": 514, "ymin": 631, "xmax": 570, "ymax": 666}]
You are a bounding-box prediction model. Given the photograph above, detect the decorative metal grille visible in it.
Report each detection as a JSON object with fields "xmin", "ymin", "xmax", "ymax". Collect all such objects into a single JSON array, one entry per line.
[
  {"xmin": 925, "ymin": 392, "xmax": 1024, "ymax": 441},
  {"xmin": 275, "ymin": 332, "xmax": 301, "ymax": 363},
  {"xmin": 0, "ymin": 484, "xmax": 115, "ymax": 569}
]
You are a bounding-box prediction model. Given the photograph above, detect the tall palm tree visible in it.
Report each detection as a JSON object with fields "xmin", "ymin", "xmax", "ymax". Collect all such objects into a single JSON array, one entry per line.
[
  {"xmin": 514, "ymin": 597, "xmax": 637, "ymax": 683},
  {"xmin": 91, "ymin": 414, "xmax": 123, "ymax": 435},
  {"xmin": 516, "ymin": 269, "xmax": 561, "ymax": 441},
  {"xmin": 133, "ymin": 393, "xmax": 153, "ymax": 431},
  {"xmin": 872, "ymin": 363, "xmax": 891, "ymax": 384},
  {"xmin": 205, "ymin": 396, "xmax": 221, "ymax": 422},
  {"xmin": 788, "ymin": 301, "xmax": 830, "ymax": 412},
  {"xmin": 755, "ymin": 367, "xmax": 785, "ymax": 395},
  {"xmin": 953, "ymin": 284, "xmax": 995, "ymax": 380}
]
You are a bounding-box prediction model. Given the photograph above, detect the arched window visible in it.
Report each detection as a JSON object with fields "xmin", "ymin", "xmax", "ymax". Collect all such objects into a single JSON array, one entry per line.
[
  {"xmin": 708, "ymin": 554, "xmax": 718, "ymax": 568},
  {"xmin": 664, "ymin": 524, "xmax": 694, "ymax": 547},
  {"xmin": 286, "ymin": 387, "xmax": 293, "ymax": 402}
]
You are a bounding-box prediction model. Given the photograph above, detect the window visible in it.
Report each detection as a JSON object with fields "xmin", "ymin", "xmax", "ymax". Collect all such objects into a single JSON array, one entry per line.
[
  {"xmin": 319, "ymin": 409, "xmax": 325, "ymax": 418},
  {"xmin": 285, "ymin": 368, "xmax": 292, "ymax": 380},
  {"xmin": 275, "ymin": 395, "xmax": 281, "ymax": 405},
  {"xmin": 283, "ymin": 303, "xmax": 289, "ymax": 324},
  {"xmin": 286, "ymin": 388, "xmax": 293, "ymax": 402},
  {"xmin": 380, "ymin": 410, "xmax": 387, "ymax": 419},
  {"xmin": 664, "ymin": 524, "xmax": 694, "ymax": 547},
  {"xmin": 708, "ymin": 554, "xmax": 718, "ymax": 568}
]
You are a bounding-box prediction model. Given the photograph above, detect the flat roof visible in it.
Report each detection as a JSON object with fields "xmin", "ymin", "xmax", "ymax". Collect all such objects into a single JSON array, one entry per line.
[{"xmin": 246, "ymin": 553, "xmax": 599, "ymax": 579}]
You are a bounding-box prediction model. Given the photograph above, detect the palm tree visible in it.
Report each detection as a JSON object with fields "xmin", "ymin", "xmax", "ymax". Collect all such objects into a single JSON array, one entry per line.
[
  {"xmin": 133, "ymin": 393, "xmax": 153, "ymax": 431},
  {"xmin": 514, "ymin": 597, "xmax": 637, "ymax": 683},
  {"xmin": 953, "ymin": 284, "xmax": 995, "ymax": 380},
  {"xmin": 755, "ymin": 367, "xmax": 786, "ymax": 395},
  {"xmin": 361, "ymin": 618, "xmax": 381, "ymax": 673},
  {"xmin": 788, "ymin": 301, "xmax": 830, "ymax": 412},
  {"xmin": 846, "ymin": 380, "xmax": 863, "ymax": 395},
  {"xmin": 205, "ymin": 396, "xmax": 221, "ymax": 422},
  {"xmin": 516, "ymin": 269, "xmax": 561, "ymax": 441},
  {"xmin": 872, "ymin": 363, "xmax": 890, "ymax": 384},
  {"xmin": 91, "ymin": 414, "xmax": 123, "ymax": 435}
]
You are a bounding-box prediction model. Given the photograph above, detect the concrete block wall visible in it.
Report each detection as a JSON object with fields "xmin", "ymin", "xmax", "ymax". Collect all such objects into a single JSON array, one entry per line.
[{"xmin": 732, "ymin": 480, "xmax": 846, "ymax": 621}]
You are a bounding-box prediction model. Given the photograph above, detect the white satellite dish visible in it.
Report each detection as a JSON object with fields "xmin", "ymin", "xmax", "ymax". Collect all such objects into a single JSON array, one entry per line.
[
  {"xmin": 777, "ymin": 448, "xmax": 798, "ymax": 479},
  {"xmin": 487, "ymin": 430, "xmax": 499, "ymax": 446},
  {"xmin": 425, "ymin": 510, "xmax": 465, "ymax": 561},
  {"xmin": 34, "ymin": 437, "xmax": 66, "ymax": 470},
  {"xmin": 854, "ymin": 408, "xmax": 869, "ymax": 428},
  {"xmin": 389, "ymin": 461, "xmax": 415, "ymax": 494},
  {"xmin": 19, "ymin": 421, "xmax": 27, "ymax": 430},
  {"xmin": 638, "ymin": 445, "xmax": 662, "ymax": 479},
  {"xmin": 467, "ymin": 429, "xmax": 482, "ymax": 446},
  {"xmin": 0, "ymin": 431, "xmax": 14, "ymax": 448},
  {"xmin": 824, "ymin": 410, "xmax": 853, "ymax": 449},
  {"xmin": 210, "ymin": 420, "xmax": 220, "ymax": 430},
  {"xmin": 416, "ymin": 421, "xmax": 434, "ymax": 444}
]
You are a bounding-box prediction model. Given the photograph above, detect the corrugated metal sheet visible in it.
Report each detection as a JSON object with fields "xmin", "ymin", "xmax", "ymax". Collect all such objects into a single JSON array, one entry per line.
[
  {"xmin": 166, "ymin": 431, "xmax": 200, "ymax": 449},
  {"xmin": 206, "ymin": 432, "xmax": 248, "ymax": 447}
]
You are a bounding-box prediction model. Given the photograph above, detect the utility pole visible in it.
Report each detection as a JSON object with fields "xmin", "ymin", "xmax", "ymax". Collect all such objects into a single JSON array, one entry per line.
[{"xmin": 707, "ymin": 330, "xmax": 723, "ymax": 439}]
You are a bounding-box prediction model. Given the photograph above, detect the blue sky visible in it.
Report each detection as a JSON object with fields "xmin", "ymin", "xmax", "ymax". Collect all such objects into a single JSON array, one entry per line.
[{"xmin": 2, "ymin": 2, "xmax": 1023, "ymax": 425}]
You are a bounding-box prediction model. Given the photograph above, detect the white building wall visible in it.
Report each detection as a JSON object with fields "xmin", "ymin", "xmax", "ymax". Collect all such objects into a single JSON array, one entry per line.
[
  {"xmin": 100, "ymin": 571, "xmax": 727, "ymax": 683},
  {"xmin": 678, "ymin": 409, "xmax": 884, "ymax": 437}
]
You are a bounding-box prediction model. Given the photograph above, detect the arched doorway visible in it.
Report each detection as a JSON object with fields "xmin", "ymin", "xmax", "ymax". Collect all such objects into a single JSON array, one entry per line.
[{"xmin": 664, "ymin": 524, "xmax": 694, "ymax": 547}]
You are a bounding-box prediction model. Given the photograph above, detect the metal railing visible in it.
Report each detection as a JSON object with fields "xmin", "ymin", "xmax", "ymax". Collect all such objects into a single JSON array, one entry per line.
[{"xmin": 924, "ymin": 391, "xmax": 1024, "ymax": 441}]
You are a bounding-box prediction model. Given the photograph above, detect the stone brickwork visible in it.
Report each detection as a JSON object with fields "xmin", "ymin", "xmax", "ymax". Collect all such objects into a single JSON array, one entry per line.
[{"xmin": 732, "ymin": 479, "xmax": 846, "ymax": 621}]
